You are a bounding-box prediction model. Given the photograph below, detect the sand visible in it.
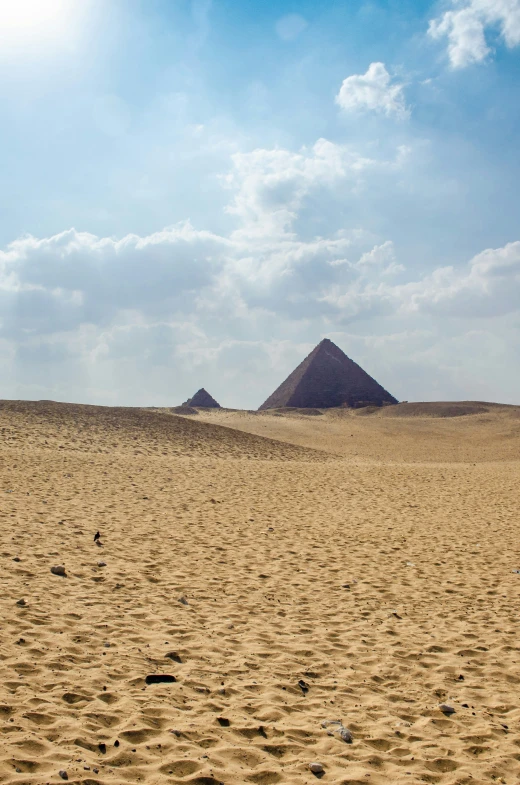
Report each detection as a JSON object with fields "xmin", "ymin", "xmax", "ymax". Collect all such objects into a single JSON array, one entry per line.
[{"xmin": 1, "ymin": 399, "xmax": 520, "ymax": 785}]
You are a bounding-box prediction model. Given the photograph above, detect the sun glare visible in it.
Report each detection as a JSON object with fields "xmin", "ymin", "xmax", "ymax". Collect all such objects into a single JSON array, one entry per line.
[{"xmin": 0, "ymin": 0, "xmax": 86, "ymax": 54}]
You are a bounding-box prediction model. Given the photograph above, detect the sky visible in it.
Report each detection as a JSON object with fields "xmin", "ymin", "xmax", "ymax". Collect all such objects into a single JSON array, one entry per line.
[{"xmin": 0, "ymin": 0, "xmax": 519, "ymax": 408}]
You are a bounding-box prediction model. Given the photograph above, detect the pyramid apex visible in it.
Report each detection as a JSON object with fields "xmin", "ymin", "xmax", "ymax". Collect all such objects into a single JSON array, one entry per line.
[
  {"xmin": 186, "ymin": 388, "xmax": 221, "ymax": 408},
  {"xmin": 317, "ymin": 337, "xmax": 337, "ymax": 348}
]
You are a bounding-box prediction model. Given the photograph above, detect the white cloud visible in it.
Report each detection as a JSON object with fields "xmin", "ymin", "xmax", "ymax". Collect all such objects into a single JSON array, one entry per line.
[
  {"xmin": 0, "ymin": 223, "xmax": 230, "ymax": 336},
  {"xmin": 223, "ymin": 138, "xmax": 404, "ymax": 239},
  {"xmin": 396, "ymin": 240, "xmax": 520, "ymax": 316},
  {"xmin": 327, "ymin": 241, "xmax": 405, "ymax": 277},
  {"xmin": 429, "ymin": 0, "xmax": 520, "ymax": 68},
  {"xmin": 354, "ymin": 241, "xmax": 405, "ymax": 275},
  {"xmin": 321, "ymin": 241, "xmax": 520, "ymax": 319},
  {"xmin": 335, "ymin": 62, "xmax": 409, "ymax": 118}
]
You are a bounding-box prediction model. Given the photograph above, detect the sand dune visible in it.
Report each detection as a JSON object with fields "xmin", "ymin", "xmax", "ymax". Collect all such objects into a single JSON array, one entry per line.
[
  {"xmin": 190, "ymin": 402, "xmax": 520, "ymax": 462},
  {"xmin": 0, "ymin": 400, "xmax": 326, "ymax": 462},
  {"xmin": 376, "ymin": 401, "xmax": 517, "ymax": 418},
  {"xmin": 1, "ymin": 400, "xmax": 520, "ymax": 785}
]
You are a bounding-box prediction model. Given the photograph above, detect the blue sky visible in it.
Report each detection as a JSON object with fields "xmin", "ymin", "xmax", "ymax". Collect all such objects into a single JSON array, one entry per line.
[{"xmin": 0, "ymin": 0, "xmax": 519, "ymax": 407}]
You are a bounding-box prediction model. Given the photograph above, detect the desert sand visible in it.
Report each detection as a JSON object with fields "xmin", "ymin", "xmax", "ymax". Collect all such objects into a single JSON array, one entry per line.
[{"xmin": 1, "ymin": 399, "xmax": 520, "ymax": 785}]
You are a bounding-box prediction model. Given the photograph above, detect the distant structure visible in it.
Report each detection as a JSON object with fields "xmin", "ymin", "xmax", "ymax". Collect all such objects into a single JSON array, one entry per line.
[
  {"xmin": 186, "ymin": 388, "xmax": 221, "ymax": 408},
  {"xmin": 258, "ymin": 338, "xmax": 398, "ymax": 410}
]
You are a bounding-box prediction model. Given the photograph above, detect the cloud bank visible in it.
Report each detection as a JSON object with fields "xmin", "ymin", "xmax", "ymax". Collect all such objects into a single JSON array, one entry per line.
[{"xmin": 1, "ymin": 130, "xmax": 519, "ymax": 406}]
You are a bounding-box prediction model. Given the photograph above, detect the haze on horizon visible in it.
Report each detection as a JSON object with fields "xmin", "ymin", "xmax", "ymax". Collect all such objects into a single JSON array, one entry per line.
[{"xmin": 0, "ymin": 0, "xmax": 519, "ymax": 409}]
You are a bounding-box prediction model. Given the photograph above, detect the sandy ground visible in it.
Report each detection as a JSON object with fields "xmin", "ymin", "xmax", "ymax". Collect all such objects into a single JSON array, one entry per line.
[{"xmin": 1, "ymin": 399, "xmax": 520, "ymax": 785}]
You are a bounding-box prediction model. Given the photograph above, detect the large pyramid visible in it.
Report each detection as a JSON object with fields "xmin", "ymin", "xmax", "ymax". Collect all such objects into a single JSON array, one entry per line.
[
  {"xmin": 186, "ymin": 388, "xmax": 221, "ymax": 408},
  {"xmin": 259, "ymin": 338, "xmax": 398, "ymax": 410}
]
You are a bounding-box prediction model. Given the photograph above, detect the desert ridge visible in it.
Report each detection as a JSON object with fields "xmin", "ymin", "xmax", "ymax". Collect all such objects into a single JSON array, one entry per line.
[{"xmin": 0, "ymin": 398, "xmax": 519, "ymax": 785}]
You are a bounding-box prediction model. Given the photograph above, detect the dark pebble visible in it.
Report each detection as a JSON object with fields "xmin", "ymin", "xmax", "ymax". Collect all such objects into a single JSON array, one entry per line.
[
  {"xmin": 145, "ymin": 674, "xmax": 176, "ymax": 685},
  {"xmin": 298, "ymin": 679, "xmax": 309, "ymax": 694}
]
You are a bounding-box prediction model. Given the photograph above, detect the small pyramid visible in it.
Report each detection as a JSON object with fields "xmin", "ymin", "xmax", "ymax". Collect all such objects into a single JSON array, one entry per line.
[
  {"xmin": 258, "ymin": 338, "xmax": 397, "ymax": 410},
  {"xmin": 186, "ymin": 388, "xmax": 221, "ymax": 408}
]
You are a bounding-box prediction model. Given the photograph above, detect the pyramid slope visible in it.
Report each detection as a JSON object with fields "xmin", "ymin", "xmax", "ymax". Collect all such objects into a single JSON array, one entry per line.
[
  {"xmin": 259, "ymin": 339, "xmax": 398, "ymax": 410},
  {"xmin": 187, "ymin": 388, "xmax": 221, "ymax": 408}
]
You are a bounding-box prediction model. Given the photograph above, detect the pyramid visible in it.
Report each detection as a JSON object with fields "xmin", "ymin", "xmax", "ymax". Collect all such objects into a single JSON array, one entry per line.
[
  {"xmin": 186, "ymin": 388, "xmax": 221, "ymax": 408},
  {"xmin": 258, "ymin": 338, "xmax": 398, "ymax": 410}
]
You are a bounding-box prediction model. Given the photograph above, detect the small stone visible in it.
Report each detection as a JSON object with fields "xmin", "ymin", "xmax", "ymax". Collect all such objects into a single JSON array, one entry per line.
[
  {"xmin": 178, "ymin": 596, "xmax": 189, "ymax": 605},
  {"xmin": 12, "ymin": 557, "xmax": 21, "ymax": 562},
  {"xmin": 93, "ymin": 768, "xmax": 99, "ymax": 774},
  {"xmin": 321, "ymin": 720, "xmax": 352, "ymax": 742},
  {"xmin": 338, "ymin": 726, "xmax": 353, "ymax": 742},
  {"xmin": 165, "ymin": 651, "xmax": 182, "ymax": 663},
  {"xmin": 59, "ymin": 771, "xmax": 68, "ymax": 780},
  {"xmin": 16, "ymin": 599, "xmax": 26, "ymax": 607},
  {"xmin": 97, "ymin": 561, "xmax": 107, "ymax": 568},
  {"xmin": 439, "ymin": 704, "xmax": 455, "ymax": 714},
  {"xmin": 51, "ymin": 565, "xmax": 67, "ymax": 576},
  {"xmin": 309, "ymin": 763, "xmax": 324, "ymax": 774}
]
